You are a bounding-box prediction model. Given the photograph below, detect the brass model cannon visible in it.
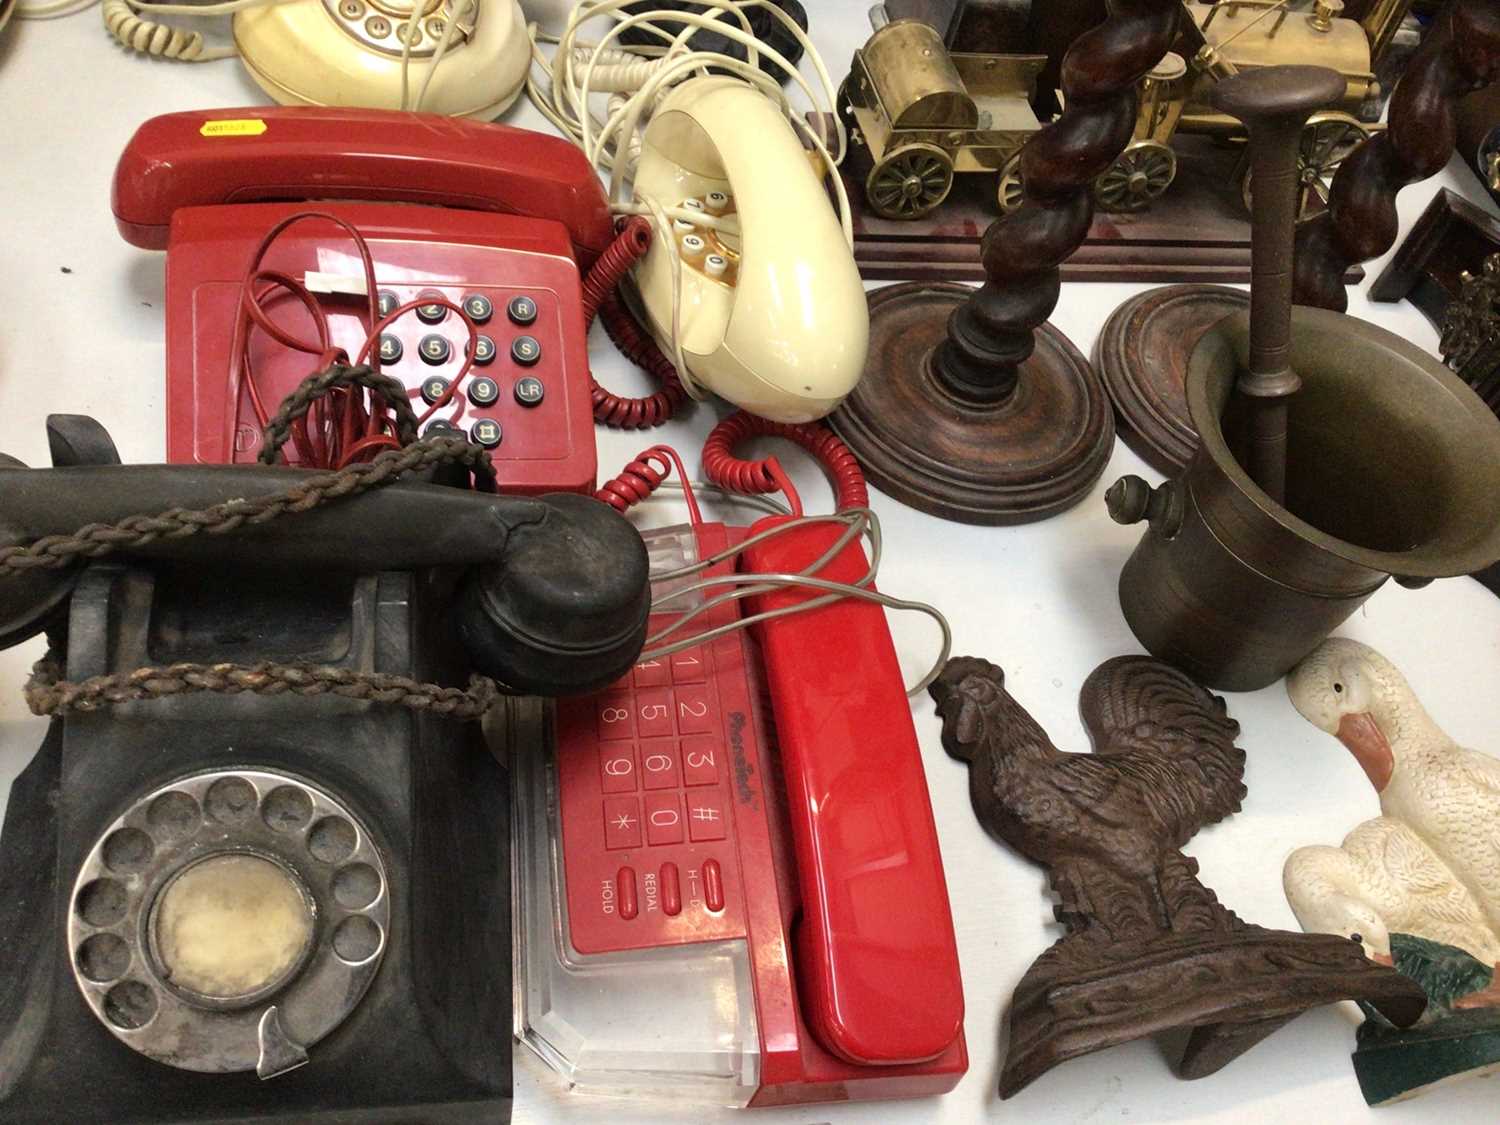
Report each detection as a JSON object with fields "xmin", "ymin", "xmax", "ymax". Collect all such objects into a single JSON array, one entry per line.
[{"xmin": 840, "ymin": 0, "xmax": 1413, "ymax": 220}]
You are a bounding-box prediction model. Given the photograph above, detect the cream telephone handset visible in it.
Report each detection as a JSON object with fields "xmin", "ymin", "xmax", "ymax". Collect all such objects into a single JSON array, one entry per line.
[
  {"xmin": 103, "ymin": 0, "xmax": 530, "ymax": 118},
  {"xmin": 627, "ymin": 76, "xmax": 869, "ymax": 423}
]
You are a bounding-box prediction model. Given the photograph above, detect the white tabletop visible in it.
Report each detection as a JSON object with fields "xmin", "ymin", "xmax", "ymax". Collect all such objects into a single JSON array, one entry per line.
[{"xmin": 3, "ymin": 4, "xmax": 1500, "ymax": 1123}]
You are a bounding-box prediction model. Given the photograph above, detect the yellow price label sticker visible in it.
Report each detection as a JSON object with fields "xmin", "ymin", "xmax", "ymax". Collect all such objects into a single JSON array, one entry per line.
[{"xmin": 199, "ymin": 119, "xmax": 268, "ymax": 138}]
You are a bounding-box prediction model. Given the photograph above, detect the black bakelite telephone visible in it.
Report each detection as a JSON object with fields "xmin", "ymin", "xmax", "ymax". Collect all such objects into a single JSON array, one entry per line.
[{"xmin": 0, "ymin": 415, "xmax": 648, "ymax": 1124}]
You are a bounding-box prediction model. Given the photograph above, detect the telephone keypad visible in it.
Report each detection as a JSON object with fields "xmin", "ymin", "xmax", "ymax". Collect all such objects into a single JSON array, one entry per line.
[{"xmin": 556, "ymin": 528, "xmax": 753, "ymax": 954}]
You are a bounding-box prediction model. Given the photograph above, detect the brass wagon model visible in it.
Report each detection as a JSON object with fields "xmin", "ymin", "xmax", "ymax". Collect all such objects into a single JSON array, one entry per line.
[{"xmin": 841, "ymin": 0, "xmax": 1413, "ymax": 221}]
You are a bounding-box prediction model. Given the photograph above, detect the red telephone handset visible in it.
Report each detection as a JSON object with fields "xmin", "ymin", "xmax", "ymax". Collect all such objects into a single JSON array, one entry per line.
[
  {"xmin": 741, "ymin": 518, "xmax": 965, "ymax": 1068},
  {"xmin": 113, "ymin": 107, "xmax": 614, "ymax": 491},
  {"xmin": 112, "ymin": 107, "xmax": 615, "ymax": 265}
]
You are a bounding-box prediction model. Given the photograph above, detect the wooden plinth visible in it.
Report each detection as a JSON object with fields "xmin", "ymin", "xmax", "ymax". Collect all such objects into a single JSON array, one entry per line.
[
  {"xmin": 830, "ymin": 282, "xmax": 1115, "ymax": 525},
  {"xmin": 1093, "ymin": 285, "xmax": 1250, "ymax": 475},
  {"xmin": 834, "ymin": 131, "xmax": 1363, "ymax": 286}
]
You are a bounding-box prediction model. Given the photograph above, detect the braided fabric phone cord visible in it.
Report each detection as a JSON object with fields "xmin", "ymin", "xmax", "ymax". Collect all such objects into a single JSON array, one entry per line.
[{"xmin": 9, "ymin": 363, "xmax": 501, "ymax": 718}]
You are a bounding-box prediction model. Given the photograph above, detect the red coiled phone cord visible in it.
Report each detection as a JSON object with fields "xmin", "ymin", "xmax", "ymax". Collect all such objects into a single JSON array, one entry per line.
[
  {"xmin": 581, "ymin": 216, "xmax": 688, "ymax": 429},
  {"xmin": 596, "ymin": 410, "xmax": 867, "ymax": 517},
  {"xmin": 701, "ymin": 410, "xmax": 868, "ymax": 513}
]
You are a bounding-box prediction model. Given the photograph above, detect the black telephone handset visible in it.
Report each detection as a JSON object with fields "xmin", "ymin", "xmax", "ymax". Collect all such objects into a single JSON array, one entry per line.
[
  {"xmin": 0, "ymin": 415, "xmax": 650, "ymax": 694},
  {"xmin": 0, "ymin": 415, "xmax": 649, "ymax": 1124}
]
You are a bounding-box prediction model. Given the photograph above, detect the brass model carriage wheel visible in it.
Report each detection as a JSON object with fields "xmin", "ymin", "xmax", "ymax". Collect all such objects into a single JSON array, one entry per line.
[
  {"xmin": 866, "ymin": 142, "xmax": 955, "ymax": 220},
  {"xmin": 996, "ymin": 152, "xmax": 1025, "ymax": 214},
  {"xmin": 1241, "ymin": 111, "xmax": 1370, "ymax": 220},
  {"xmin": 1093, "ymin": 141, "xmax": 1177, "ymax": 212}
]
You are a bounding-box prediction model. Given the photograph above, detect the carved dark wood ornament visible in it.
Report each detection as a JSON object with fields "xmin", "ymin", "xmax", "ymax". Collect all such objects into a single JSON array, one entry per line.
[
  {"xmin": 1294, "ymin": 0, "xmax": 1500, "ymax": 309},
  {"xmin": 930, "ymin": 655, "xmax": 1428, "ymax": 1097},
  {"xmin": 831, "ymin": 0, "xmax": 1183, "ymax": 525}
]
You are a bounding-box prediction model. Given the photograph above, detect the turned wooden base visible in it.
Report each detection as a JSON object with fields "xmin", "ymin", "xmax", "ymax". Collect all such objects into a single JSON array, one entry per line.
[
  {"xmin": 1002, "ymin": 926, "xmax": 1428, "ymax": 1099},
  {"xmin": 831, "ymin": 282, "xmax": 1115, "ymax": 525},
  {"xmin": 1093, "ymin": 285, "xmax": 1249, "ymax": 475}
]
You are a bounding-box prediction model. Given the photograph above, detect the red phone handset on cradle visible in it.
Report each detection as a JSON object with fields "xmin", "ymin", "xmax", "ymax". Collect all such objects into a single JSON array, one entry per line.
[
  {"xmin": 112, "ymin": 107, "xmax": 616, "ymax": 491},
  {"xmin": 518, "ymin": 417, "xmax": 966, "ymax": 1107}
]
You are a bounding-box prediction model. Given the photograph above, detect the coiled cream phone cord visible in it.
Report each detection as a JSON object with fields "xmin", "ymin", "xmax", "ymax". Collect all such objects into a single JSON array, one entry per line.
[
  {"xmin": 527, "ymin": 0, "xmax": 853, "ymax": 396},
  {"xmin": 101, "ymin": 0, "xmax": 238, "ymax": 60},
  {"xmin": 97, "ymin": 0, "xmax": 471, "ymax": 111}
]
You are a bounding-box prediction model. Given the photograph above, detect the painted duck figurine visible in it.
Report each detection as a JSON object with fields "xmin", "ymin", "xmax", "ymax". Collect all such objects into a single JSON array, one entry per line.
[{"xmin": 1285, "ymin": 638, "xmax": 1500, "ymax": 1009}]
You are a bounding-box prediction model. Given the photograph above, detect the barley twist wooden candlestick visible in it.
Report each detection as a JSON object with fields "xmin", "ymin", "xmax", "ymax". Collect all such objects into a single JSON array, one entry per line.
[
  {"xmin": 1294, "ymin": 0, "xmax": 1500, "ymax": 310},
  {"xmin": 830, "ymin": 0, "xmax": 1181, "ymax": 524}
]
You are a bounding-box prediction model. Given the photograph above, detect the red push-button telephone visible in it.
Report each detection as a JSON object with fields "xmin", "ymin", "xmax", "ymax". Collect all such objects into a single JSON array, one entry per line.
[
  {"xmin": 112, "ymin": 107, "xmax": 612, "ymax": 492},
  {"xmin": 512, "ymin": 434, "xmax": 967, "ymax": 1106}
]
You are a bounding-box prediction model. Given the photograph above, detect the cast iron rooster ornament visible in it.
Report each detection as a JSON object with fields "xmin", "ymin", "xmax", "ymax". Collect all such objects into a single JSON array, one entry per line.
[{"xmin": 930, "ymin": 654, "xmax": 1427, "ymax": 1098}]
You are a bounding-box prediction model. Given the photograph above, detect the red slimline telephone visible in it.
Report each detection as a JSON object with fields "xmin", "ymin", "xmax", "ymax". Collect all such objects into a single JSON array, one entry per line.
[
  {"xmin": 112, "ymin": 107, "xmax": 616, "ymax": 492},
  {"xmin": 515, "ymin": 437, "xmax": 967, "ymax": 1106}
]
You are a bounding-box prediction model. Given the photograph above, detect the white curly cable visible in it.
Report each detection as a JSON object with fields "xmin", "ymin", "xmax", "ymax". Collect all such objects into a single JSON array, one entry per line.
[{"xmin": 102, "ymin": 0, "xmax": 236, "ymax": 59}]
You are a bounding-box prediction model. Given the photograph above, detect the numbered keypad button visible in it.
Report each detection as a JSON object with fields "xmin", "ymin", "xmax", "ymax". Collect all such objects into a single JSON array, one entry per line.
[
  {"xmin": 681, "ymin": 737, "xmax": 719, "ymax": 786},
  {"xmin": 420, "ymin": 375, "xmax": 450, "ymax": 405},
  {"xmin": 514, "ymin": 376, "xmax": 545, "ymax": 407},
  {"xmin": 461, "ymin": 293, "xmax": 493, "ymax": 323},
  {"xmin": 415, "ymin": 290, "xmax": 446, "ymax": 323},
  {"xmin": 597, "ymin": 695, "xmax": 635, "ymax": 740},
  {"xmin": 640, "ymin": 746, "xmax": 681, "ymax": 790},
  {"xmin": 600, "ymin": 746, "xmax": 636, "ymax": 793},
  {"xmin": 687, "ymin": 792, "xmax": 728, "ymax": 842},
  {"xmin": 644, "ymin": 793, "xmax": 684, "ymax": 846},
  {"xmin": 377, "ymin": 333, "xmax": 402, "ymax": 364},
  {"xmin": 377, "ymin": 289, "xmax": 399, "ymax": 318},
  {"xmin": 674, "ymin": 686, "xmax": 714, "ymax": 734},
  {"xmin": 470, "ymin": 419, "xmax": 503, "ymax": 449},
  {"xmin": 603, "ymin": 797, "xmax": 642, "ymax": 850},
  {"xmin": 423, "ymin": 419, "xmax": 459, "ymax": 438},
  {"xmin": 507, "ymin": 294, "xmax": 538, "ymax": 325},
  {"xmin": 468, "ymin": 376, "xmax": 499, "ymax": 407},
  {"xmin": 633, "ymin": 655, "xmax": 670, "ymax": 688},
  {"xmin": 670, "ymin": 647, "xmax": 706, "ymax": 683},
  {"xmin": 635, "ymin": 691, "xmax": 673, "ymax": 738},
  {"xmin": 511, "ymin": 335, "xmax": 541, "ymax": 366},
  {"xmin": 419, "ymin": 334, "xmax": 451, "ymax": 365},
  {"xmin": 470, "ymin": 335, "xmax": 496, "ymax": 366}
]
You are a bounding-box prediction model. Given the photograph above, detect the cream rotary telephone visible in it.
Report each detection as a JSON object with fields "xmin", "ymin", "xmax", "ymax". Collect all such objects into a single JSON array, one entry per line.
[
  {"xmin": 530, "ymin": 0, "xmax": 868, "ymax": 423},
  {"xmin": 103, "ymin": 0, "xmax": 530, "ymax": 118},
  {"xmin": 628, "ymin": 75, "xmax": 869, "ymax": 423}
]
